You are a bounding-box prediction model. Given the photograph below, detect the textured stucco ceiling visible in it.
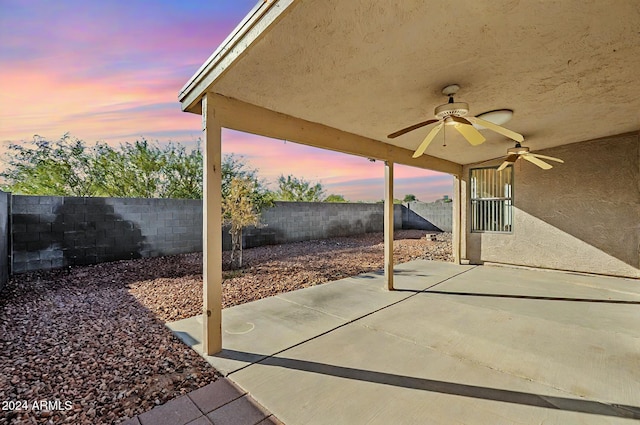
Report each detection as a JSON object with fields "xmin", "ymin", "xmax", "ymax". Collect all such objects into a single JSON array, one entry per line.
[{"xmin": 206, "ymin": 0, "xmax": 640, "ymax": 165}]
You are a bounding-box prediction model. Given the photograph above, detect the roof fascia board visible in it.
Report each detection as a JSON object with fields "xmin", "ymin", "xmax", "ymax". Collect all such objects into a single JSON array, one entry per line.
[
  {"xmin": 179, "ymin": 0, "xmax": 297, "ymax": 114},
  {"xmin": 209, "ymin": 93, "xmax": 463, "ymax": 176}
]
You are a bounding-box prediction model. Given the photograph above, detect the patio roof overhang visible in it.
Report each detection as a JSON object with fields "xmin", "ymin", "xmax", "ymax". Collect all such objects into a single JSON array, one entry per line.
[
  {"xmin": 179, "ymin": 0, "xmax": 640, "ymax": 355},
  {"xmin": 179, "ymin": 0, "xmax": 640, "ymax": 167}
]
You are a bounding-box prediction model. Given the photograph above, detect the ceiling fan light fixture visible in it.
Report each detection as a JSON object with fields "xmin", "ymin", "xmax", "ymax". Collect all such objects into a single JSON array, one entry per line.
[
  {"xmin": 473, "ymin": 109, "xmax": 514, "ymax": 129},
  {"xmin": 388, "ymin": 85, "xmax": 524, "ymax": 156}
]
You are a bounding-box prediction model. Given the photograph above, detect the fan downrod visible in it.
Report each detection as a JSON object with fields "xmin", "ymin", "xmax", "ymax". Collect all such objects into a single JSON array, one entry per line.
[
  {"xmin": 442, "ymin": 84, "xmax": 460, "ymax": 97},
  {"xmin": 508, "ymin": 142, "xmax": 530, "ymax": 155}
]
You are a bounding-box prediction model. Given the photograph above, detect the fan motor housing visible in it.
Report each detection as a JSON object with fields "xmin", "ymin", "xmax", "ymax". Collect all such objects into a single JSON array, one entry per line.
[
  {"xmin": 508, "ymin": 146, "xmax": 530, "ymax": 155},
  {"xmin": 435, "ymin": 102, "xmax": 469, "ymax": 119}
]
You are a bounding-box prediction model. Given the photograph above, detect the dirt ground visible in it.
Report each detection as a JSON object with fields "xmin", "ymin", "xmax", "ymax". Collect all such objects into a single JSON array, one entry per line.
[{"xmin": 0, "ymin": 230, "xmax": 451, "ymax": 424}]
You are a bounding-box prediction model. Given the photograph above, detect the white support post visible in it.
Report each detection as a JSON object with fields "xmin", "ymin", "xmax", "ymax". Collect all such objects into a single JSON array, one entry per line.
[
  {"xmin": 202, "ymin": 93, "xmax": 223, "ymax": 355},
  {"xmin": 384, "ymin": 161, "xmax": 394, "ymax": 290},
  {"xmin": 453, "ymin": 174, "xmax": 468, "ymax": 264}
]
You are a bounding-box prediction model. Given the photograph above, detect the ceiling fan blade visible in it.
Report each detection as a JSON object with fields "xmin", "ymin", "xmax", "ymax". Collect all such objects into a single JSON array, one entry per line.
[
  {"xmin": 449, "ymin": 116, "xmax": 473, "ymax": 126},
  {"xmin": 522, "ymin": 154, "xmax": 553, "ymax": 170},
  {"xmin": 497, "ymin": 154, "xmax": 518, "ymax": 171},
  {"xmin": 505, "ymin": 154, "xmax": 519, "ymax": 162},
  {"xmin": 497, "ymin": 161, "xmax": 511, "ymax": 172},
  {"xmin": 467, "ymin": 116, "xmax": 524, "ymax": 143},
  {"xmin": 412, "ymin": 122, "xmax": 443, "ymax": 158},
  {"xmin": 388, "ymin": 119, "xmax": 440, "ymax": 139},
  {"xmin": 528, "ymin": 153, "xmax": 564, "ymax": 163},
  {"xmin": 453, "ymin": 122, "xmax": 486, "ymax": 145}
]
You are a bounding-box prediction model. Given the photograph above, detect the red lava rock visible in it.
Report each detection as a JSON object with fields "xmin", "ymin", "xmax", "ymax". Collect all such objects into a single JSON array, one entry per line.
[{"xmin": 0, "ymin": 231, "xmax": 450, "ymax": 424}]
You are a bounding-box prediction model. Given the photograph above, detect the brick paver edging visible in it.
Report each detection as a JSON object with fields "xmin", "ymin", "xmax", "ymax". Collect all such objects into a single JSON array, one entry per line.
[{"xmin": 121, "ymin": 378, "xmax": 283, "ymax": 425}]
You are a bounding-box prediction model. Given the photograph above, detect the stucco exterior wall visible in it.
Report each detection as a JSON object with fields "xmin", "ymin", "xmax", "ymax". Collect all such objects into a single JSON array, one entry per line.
[{"xmin": 465, "ymin": 132, "xmax": 639, "ymax": 278}]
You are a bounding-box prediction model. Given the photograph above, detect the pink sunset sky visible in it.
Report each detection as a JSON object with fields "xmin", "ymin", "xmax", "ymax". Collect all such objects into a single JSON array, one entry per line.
[{"xmin": 0, "ymin": 0, "xmax": 452, "ymax": 201}]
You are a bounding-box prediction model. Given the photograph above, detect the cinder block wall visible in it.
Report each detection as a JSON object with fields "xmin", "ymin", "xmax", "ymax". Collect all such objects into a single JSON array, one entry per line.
[
  {"xmin": 234, "ymin": 202, "xmax": 403, "ymax": 248},
  {"xmin": 0, "ymin": 190, "xmax": 9, "ymax": 289},
  {"xmin": 11, "ymin": 196, "xmax": 202, "ymax": 273},
  {"xmin": 403, "ymin": 201, "xmax": 453, "ymax": 232},
  {"xmin": 10, "ymin": 197, "xmax": 446, "ymax": 273}
]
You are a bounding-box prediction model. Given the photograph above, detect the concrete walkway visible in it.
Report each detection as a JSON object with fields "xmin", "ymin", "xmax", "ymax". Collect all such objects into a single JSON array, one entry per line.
[{"xmin": 169, "ymin": 261, "xmax": 640, "ymax": 424}]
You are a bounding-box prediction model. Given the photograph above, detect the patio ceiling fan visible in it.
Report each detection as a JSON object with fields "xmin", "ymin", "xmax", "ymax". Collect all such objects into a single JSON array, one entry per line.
[
  {"xmin": 387, "ymin": 84, "xmax": 524, "ymax": 158},
  {"xmin": 497, "ymin": 142, "xmax": 564, "ymax": 171}
]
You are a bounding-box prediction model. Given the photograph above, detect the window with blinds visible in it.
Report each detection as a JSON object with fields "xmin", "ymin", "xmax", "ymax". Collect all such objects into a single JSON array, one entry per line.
[{"xmin": 470, "ymin": 166, "xmax": 513, "ymax": 233}]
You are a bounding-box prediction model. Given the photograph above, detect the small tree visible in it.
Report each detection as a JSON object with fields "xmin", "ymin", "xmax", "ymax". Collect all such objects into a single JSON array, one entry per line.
[
  {"xmin": 403, "ymin": 194, "xmax": 417, "ymax": 203},
  {"xmin": 222, "ymin": 177, "xmax": 271, "ymax": 269},
  {"xmin": 275, "ymin": 174, "xmax": 325, "ymax": 202},
  {"xmin": 221, "ymin": 154, "xmax": 262, "ymax": 200},
  {"xmin": 324, "ymin": 194, "xmax": 347, "ymax": 203}
]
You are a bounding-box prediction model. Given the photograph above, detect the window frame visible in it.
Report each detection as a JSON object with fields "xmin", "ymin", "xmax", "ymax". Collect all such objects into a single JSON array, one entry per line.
[{"xmin": 469, "ymin": 165, "xmax": 514, "ymax": 233}]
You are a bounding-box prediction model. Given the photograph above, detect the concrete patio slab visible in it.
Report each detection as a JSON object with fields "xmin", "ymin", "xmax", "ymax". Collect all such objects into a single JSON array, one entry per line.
[
  {"xmin": 358, "ymin": 291, "xmax": 640, "ymax": 406},
  {"xmin": 168, "ymin": 260, "xmax": 473, "ymax": 376},
  {"xmin": 168, "ymin": 296, "xmax": 346, "ymax": 375},
  {"xmin": 231, "ymin": 321, "xmax": 635, "ymax": 424},
  {"xmin": 348, "ymin": 260, "xmax": 476, "ymax": 292},
  {"xmin": 275, "ymin": 275, "xmax": 411, "ymax": 321},
  {"xmin": 438, "ymin": 264, "xmax": 640, "ymax": 300},
  {"xmin": 427, "ymin": 266, "xmax": 640, "ymax": 337},
  {"xmin": 170, "ymin": 261, "xmax": 640, "ymax": 424}
]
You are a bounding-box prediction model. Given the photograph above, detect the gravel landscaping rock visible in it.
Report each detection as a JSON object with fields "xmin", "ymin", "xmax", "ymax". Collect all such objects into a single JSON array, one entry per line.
[{"xmin": 0, "ymin": 231, "xmax": 451, "ymax": 424}]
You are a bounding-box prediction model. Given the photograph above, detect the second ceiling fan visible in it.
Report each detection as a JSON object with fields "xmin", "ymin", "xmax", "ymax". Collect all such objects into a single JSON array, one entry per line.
[
  {"xmin": 388, "ymin": 84, "xmax": 524, "ymax": 158},
  {"xmin": 497, "ymin": 142, "xmax": 564, "ymax": 171}
]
